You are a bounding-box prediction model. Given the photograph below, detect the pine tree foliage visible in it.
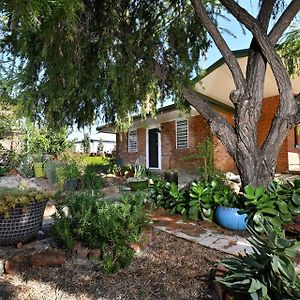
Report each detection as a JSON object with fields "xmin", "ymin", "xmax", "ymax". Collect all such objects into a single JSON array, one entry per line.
[{"xmin": 0, "ymin": 0, "xmax": 212, "ymax": 129}]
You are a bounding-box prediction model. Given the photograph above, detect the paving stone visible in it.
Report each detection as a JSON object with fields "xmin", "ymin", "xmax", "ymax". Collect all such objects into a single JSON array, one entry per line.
[{"xmin": 197, "ymin": 235, "xmax": 221, "ymax": 247}]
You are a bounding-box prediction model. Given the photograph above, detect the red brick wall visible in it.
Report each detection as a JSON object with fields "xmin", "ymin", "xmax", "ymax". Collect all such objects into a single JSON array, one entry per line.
[
  {"xmin": 213, "ymin": 112, "xmax": 236, "ymax": 172},
  {"xmin": 116, "ymin": 113, "xmax": 236, "ymax": 172},
  {"xmin": 116, "ymin": 97, "xmax": 294, "ymax": 173},
  {"xmin": 116, "ymin": 128, "xmax": 146, "ymax": 165},
  {"xmin": 287, "ymin": 127, "xmax": 300, "ymax": 153},
  {"xmin": 258, "ymin": 96, "xmax": 289, "ymax": 172},
  {"xmin": 160, "ymin": 115, "xmax": 211, "ymax": 170}
]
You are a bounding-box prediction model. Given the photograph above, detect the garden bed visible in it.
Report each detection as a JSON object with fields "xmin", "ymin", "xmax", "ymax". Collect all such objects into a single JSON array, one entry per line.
[{"xmin": 0, "ymin": 231, "xmax": 230, "ymax": 300}]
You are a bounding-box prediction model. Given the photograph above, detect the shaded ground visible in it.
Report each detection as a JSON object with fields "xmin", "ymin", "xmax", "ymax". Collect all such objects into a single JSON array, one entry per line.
[{"xmin": 0, "ymin": 231, "xmax": 229, "ymax": 300}]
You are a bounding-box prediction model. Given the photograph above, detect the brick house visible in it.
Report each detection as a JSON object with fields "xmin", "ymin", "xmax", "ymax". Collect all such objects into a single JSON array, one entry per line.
[{"xmin": 98, "ymin": 50, "xmax": 300, "ymax": 173}]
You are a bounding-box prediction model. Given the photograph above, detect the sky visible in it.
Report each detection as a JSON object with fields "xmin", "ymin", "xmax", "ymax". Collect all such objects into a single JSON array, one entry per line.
[{"xmin": 69, "ymin": 1, "xmax": 296, "ymax": 141}]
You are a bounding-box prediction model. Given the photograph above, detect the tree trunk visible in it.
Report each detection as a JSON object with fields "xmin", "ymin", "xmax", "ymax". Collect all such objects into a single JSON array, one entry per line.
[{"xmin": 235, "ymin": 147, "xmax": 275, "ymax": 189}]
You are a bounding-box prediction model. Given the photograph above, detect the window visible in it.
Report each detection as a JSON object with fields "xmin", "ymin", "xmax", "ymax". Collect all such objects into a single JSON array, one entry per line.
[
  {"xmin": 295, "ymin": 125, "xmax": 300, "ymax": 148},
  {"xmin": 128, "ymin": 129, "xmax": 138, "ymax": 152},
  {"xmin": 176, "ymin": 120, "xmax": 188, "ymax": 149}
]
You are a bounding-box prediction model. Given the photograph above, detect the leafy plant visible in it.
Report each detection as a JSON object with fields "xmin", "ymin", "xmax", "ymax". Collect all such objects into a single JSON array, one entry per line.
[
  {"xmin": 188, "ymin": 176, "xmax": 238, "ymax": 221},
  {"xmin": 45, "ymin": 160, "xmax": 66, "ymax": 185},
  {"xmin": 0, "ymin": 187, "xmax": 50, "ymax": 218},
  {"xmin": 0, "ymin": 145, "xmax": 18, "ymax": 175},
  {"xmin": 183, "ymin": 136, "xmax": 221, "ymax": 181},
  {"xmin": 51, "ymin": 191, "xmax": 147, "ymax": 273},
  {"xmin": 82, "ymin": 165, "xmax": 104, "ymax": 191},
  {"xmin": 243, "ymin": 179, "xmax": 300, "ymax": 233},
  {"xmin": 134, "ymin": 162, "xmax": 147, "ymax": 178},
  {"xmin": 149, "ymin": 180, "xmax": 186, "ymax": 213},
  {"xmin": 218, "ymin": 222, "xmax": 300, "ymax": 300}
]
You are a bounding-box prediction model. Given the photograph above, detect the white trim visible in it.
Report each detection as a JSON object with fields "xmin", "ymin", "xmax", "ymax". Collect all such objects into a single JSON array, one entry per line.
[
  {"xmin": 176, "ymin": 119, "xmax": 189, "ymax": 149},
  {"xmin": 146, "ymin": 127, "xmax": 161, "ymax": 170}
]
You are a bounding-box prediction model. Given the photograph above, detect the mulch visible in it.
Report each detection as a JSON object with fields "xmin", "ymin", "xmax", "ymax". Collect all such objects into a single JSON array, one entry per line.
[{"xmin": 0, "ymin": 230, "xmax": 230, "ymax": 300}]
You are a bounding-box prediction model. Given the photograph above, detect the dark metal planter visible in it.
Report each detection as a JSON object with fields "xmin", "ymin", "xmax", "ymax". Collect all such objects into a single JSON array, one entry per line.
[
  {"xmin": 0, "ymin": 201, "xmax": 47, "ymax": 245},
  {"xmin": 164, "ymin": 170, "xmax": 178, "ymax": 186}
]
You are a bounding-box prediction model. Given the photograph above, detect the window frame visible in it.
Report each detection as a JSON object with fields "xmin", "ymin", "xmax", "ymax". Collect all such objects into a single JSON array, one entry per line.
[
  {"xmin": 128, "ymin": 129, "xmax": 138, "ymax": 152},
  {"xmin": 176, "ymin": 119, "xmax": 189, "ymax": 149}
]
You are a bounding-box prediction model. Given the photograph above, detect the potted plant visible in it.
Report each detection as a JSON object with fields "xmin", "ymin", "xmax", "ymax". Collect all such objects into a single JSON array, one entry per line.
[
  {"xmin": 164, "ymin": 169, "xmax": 178, "ymax": 186},
  {"xmin": 59, "ymin": 162, "xmax": 81, "ymax": 191},
  {"xmin": 0, "ymin": 187, "xmax": 50, "ymax": 245},
  {"xmin": 214, "ymin": 186, "xmax": 248, "ymax": 231},
  {"xmin": 127, "ymin": 163, "xmax": 148, "ymax": 191}
]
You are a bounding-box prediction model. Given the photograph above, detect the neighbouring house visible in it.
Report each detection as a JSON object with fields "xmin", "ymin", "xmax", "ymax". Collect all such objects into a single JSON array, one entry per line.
[
  {"xmin": 98, "ymin": 49, "xmax": 300, "ymax": 173},
  {"xmin": 74, "ymin": 132, "xmax": 116, "ymax": 154}
]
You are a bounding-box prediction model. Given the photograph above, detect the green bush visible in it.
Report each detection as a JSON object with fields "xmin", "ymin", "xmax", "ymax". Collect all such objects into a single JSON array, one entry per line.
[
  {"xmin": 0, "ymin": 145, "xmax": 18, "ymax": 175},
  {"xmin": 150, "ymin": 176, "xmax": 237, "ymax": 221},
  {"xmin": 45, "ymin": 160, "xmax": 66, "ymax": 184},
  {"xmin": 51, "ymin": 191, "xmax": 147, "ymax": 273},
  {"xmin": 218, "ymin": 222, "xmax": 300, "ymax": 299},
  {"xmin": 243, "ymin": 179, "xmax": 300, "ymax": 233},
  {"xmin": 82, "ymin": 166, "xmax": 104, "ymax": 191}
]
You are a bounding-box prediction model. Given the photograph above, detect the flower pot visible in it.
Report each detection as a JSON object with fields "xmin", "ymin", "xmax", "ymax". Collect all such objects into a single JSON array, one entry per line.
[
  {"xmin": 164, "ymin": 170, "xmax": 178, "ymax": 186},
  {"xmin": 128, "ymin": 180, "xmax": 148, "ymax": 191},
  {"xmin": 0, "ymin": 201, "xmax": 47, "ymax": 245},
  {"xmin": 33, "ymin": 162, "xmax": 46, "ymax": 178},
  {"xmin": 63, "ymin": 178, "xmax": 81, "ymax": 191},
  {"xmin": 215, "ymin": 205, "xmax": 248, "ymax": 231}
]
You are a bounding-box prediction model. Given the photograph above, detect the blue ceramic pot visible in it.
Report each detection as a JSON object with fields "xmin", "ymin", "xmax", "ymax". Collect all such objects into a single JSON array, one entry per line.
[{"xmin": 215, "ymin": 205, "xmax": 248, "ymax": 231}]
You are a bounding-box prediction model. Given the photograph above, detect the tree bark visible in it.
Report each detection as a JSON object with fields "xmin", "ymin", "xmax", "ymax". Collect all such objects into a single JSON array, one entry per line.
[{"xmin": 184, "ymin": 1, "xmax": 300, "ymax": 188}]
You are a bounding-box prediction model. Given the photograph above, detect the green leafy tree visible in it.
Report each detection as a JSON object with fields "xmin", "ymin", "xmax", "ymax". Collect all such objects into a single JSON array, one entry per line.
[
  {"xmin": 21, "ymin": 122, "xmax": 72, "ymax": 157},
  {"xmin": 82, "ymin": 133, "xmax": 90, "ymax": 154},
  {"xmin": 0, "ymin": 1, "xmax": 299, "ymax": 188}
]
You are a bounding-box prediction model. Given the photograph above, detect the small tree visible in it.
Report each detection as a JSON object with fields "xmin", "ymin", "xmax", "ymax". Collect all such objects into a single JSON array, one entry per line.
[
  {"xmin": 82, "ymin": 133, "xmax": 91, "ymax": 154},
  {"xmin": 97, "ymin": 138, "xmax": 104, "ymax": 155}
]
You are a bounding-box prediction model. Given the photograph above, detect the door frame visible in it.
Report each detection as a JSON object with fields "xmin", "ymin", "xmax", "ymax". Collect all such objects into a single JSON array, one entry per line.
[{"xmin": 146, "ymin": 126, "xmax": 161, "ymax": 170}]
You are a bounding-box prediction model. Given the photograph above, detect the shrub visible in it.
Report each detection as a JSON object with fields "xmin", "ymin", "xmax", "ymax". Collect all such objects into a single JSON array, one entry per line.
[
  {"xmin": 0, "ymin": 145, "xmax": 18, "ymax": 175},
  {"xmin": 45, "ymin": 160, "xmax": 66, "ymax": 184},
  {"xmin": 150, "ymin": 176, "xmax": 237, "ymax": 221},
  {"xmin": 51, "ymin": 191, "xmax": 147, "ymax": 273},
  {"xmin": 243, "ymin": 179, "xmax": 300, "ymax": 233},
  {"xmin": 218, "ymin": 222, "xmax": 300, "ymax": 299},
  {"xmin": 82, "ymin": 165, "xmax": 104, "ymax": 191}
]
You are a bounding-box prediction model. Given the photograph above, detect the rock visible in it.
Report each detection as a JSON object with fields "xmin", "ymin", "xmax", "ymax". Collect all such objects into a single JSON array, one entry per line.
[
  {"xmin": 72, "ymin": 241, "xmax": 90, "ymax": 258},
  {"xmin": 102, "ymin": 186, "xmax": 120, "ymax": 198},
  {"xmin": 225, "ymin": 172, "xmax": 241, "ymax": 183},
  {"xmin": 129, "ymin": 243, "xmax": 142, "ymax": 255},
  {"xmin": 88, "ymin": 249, "xmax": 101, "ymax": 260},
  {"xmin": 16, "ymin": 242, "xmax": 23, "ymax": 249},
  {"xmin": 7, "ymin": 168, "xmax": 19, "ymax": 176},
  {"xmin": 4, "ymin": 254, "xmax": 31, "ymax": 274},
  {"xmin": 30, "ymin": 249, "xmax": 65, "ymax": 267},
  {"xmin": 44, "ymin": 201, "xmax": 57, "ymax": 218}
]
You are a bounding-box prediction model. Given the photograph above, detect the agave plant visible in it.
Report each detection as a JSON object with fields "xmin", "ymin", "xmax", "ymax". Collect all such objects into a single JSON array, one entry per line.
[{"xmin": 217, "ymin": 222, "xmax": 300, "ymax": 300}]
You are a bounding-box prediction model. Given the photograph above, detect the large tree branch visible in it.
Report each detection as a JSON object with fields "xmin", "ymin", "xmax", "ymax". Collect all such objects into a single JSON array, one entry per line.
[
  {"xmin": 191, "ymin": 0, "xmax": 246, "ymax": 106},
  {"xmin": 182, "ymin": 88, "xmax": 237, "ymax": 159},
  {"xmin": 246, "ymin": 0, "xmax": 275, "ymax": 114},
  {"xmin": 220, "ymin": 0, "xmax": 296, "ymax": 114},
  {"xmin": 269, "ymin": 0, "xmax": 300, "ymax": 44}
]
